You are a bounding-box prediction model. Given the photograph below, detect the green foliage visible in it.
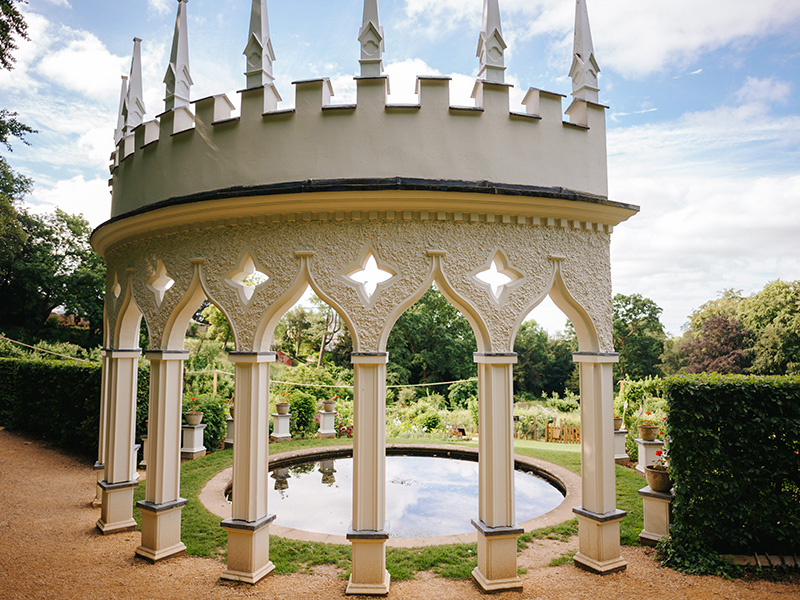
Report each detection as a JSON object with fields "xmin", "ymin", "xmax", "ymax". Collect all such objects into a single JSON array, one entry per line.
[
  {"xmin": 386, "ymin": 544, "xmax": 478, "ymax": 580},
  {"xmin": 613, "ymin": 293, "xmax": 666, "ymax": 382},
  {"xmin": 663, "ymin": 374, "xmax": 800, "ymax": 571},
  {"xmin": 414, "ymin": 409, "xmax": 442, "ymax": 432},
  {"xmin": 386, "ymin": 286, "xmax": 477, "ymax": 386},
  {"xmin": 182, "ymin": 394, "xmax": 228, "ymax": 451},
  {"xmin": 446, "ymin": 378, "xmax": 477, "ymax": 409},
  {"xmin": 0, "ymin": 357, "xmax": 101, "ymax": 458},
  {"xmin": 513, "ymin": 320, "xmax": 577, "ymax": 397},
  {"xmin": 288, "ymin": 390, "xmax": 317, "ymax": 437},
  {"xmin": 199, "ymin": 303, "xmax": 233, "ymax": 349},
  {"xmin": 183, "ymin": 337, "xmax": 234, "ymax": 399},
  {"xmin": 543, "ymin": 390, "xmax": 580, "ymax": 413}
]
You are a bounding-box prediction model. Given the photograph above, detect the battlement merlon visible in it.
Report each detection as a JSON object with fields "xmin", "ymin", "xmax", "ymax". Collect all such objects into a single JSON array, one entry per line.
[{"xmin": 110, "ymin": 76, "xmax": 610, "ymax": 219}]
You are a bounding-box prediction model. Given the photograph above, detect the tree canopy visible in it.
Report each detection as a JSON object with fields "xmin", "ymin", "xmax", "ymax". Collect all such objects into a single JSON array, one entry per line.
[{"xmin": 612, "ymin": 293, "xmax": 666, "ymax": 381}]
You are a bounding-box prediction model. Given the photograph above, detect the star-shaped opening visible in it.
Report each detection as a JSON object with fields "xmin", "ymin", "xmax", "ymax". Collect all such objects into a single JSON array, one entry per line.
[
  {"xmin": 146, "ymin": 260, "xmax": 175, "ymax": 306},
  {"xmin": 347, "ymin": 253, "xmax": 394, "ymax": 300},
  {"xmin": 226, "ymin": 253, "xmax": 269, "ymax": 303},
  {"xmin": 474, "ymin": 252, "xmax": 523, "ymax": 301}
]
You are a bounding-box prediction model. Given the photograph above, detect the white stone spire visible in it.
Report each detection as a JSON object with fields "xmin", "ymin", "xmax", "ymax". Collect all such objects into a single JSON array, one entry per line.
[
  {"xmin": 476, "ymin": 0, "xmax": 506, "ymax": 84},
  {"xmin": 358, "ymin": 0, "xmax": 384, "ymax": 76},
  {"xmin": 164, "ymin": 0, "xmax": 193, "ymax": 110},
  {"xmin": 126, "ymin": 38, "xmax": 146, "ymax": 133},
  {"xmin": 570, "ymin": 0, "xmax": 600, "ymax": 103},
  {"xmin": 244, "ymin": 0, "xmax": 276, "ymax": 88},
  {"xmin": 114, "ymin": 75, "xmax": 128, "ymax": 144}
]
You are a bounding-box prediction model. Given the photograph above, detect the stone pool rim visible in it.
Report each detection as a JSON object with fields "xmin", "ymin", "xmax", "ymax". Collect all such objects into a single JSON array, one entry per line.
[{"xmin": 199, "ymin": 443, "xmax": 582, "ymax": 548}]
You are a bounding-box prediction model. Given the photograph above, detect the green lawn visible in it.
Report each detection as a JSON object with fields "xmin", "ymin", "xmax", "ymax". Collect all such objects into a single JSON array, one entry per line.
[{"xmin": 132, "ymin": 436, "xmax": 645, "ymax": 579}]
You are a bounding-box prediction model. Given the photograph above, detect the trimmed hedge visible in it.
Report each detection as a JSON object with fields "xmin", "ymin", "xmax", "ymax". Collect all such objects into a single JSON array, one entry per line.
[
  {"xmin": 662, "ymin": 374, "xmax": 800, "ymax": 571},
  {"xmin": 0, "ymin": 357, "xmax": 103, "ymax": 458},
  {"xmin": 1, "ymin": 357, "xmax": 151, "ymax": 459}
]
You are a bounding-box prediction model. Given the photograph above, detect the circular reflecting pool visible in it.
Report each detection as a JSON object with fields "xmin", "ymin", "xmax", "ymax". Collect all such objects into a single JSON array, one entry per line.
[{"xmin": 263, "ymin": 455, "xmax": 564, "ymax": 538}]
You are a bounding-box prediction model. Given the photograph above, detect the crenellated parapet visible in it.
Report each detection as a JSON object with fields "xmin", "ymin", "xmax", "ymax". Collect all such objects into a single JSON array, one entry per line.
[{"xmin": 108, "ymin": 0, "xmax": 618, "ymax": 221}]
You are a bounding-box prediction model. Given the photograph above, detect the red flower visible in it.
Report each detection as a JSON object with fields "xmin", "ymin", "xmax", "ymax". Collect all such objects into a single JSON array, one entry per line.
[{"xmin": 656, "ymin": 450, "xmax": 663, "ymax": 457}]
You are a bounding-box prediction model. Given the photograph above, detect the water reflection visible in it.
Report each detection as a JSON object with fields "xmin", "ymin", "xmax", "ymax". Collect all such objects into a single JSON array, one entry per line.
[{"xmin": 261, "ymin": 455, "xmax": 563, "ymax": 538}]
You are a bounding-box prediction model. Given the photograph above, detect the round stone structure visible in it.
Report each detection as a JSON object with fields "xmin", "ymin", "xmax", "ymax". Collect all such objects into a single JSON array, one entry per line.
[{"xmin": 92, "ymin": 0, "xmax": 637, "ymax": 595}]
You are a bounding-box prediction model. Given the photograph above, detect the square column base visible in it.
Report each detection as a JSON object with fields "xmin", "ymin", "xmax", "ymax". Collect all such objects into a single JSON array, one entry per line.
[
  {"xmin": 221, "ymin": 516, "xmax": 276, "ymax": 584},
  {"xmin": 347, "ymin": 529, "xmax": 390, "ymax": 595},
  {"xmin": 638, "ymin": 486, "xmax": 673, "ymax": 546},
  {"xmin": 471, "ymin": 520, "xmax": 523, "ymax": 592},
  {"xmin": 96, "ymin": 480, "xmax": 139, "ymax": 534},
  {"xmin": 135, "ymin": 499, "xmax": 188, "ymax": 562},
  {"xmin": 573, "ymin": 508, "xmax": 627, "ymax": 574}
]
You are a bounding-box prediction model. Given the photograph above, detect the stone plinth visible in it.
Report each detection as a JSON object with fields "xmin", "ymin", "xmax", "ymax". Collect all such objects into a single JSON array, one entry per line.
[
  {"xmin": 318, "ymin": 410, "xmax": 337, "ymax": 438},
  {"xmin": 471, "ymin": 520, "xmax": 524, "ymax": 592},
  {"xmin": 635, "ymin": 438, "xmax": 664, "ymax": 474},
  {"xmin": 139, "ymin": 435, "xmax": 148, "ymax": 469},
  {"xmin": 638, "ymin": 486, "xmax": 673, "ymax": 546},
  {"xmin": 271, "ymin": 413, "xmax": 291, "ymax": 442},
  {"xmin": 181, "ymin": 424, "xmax": 206, "ymax": 459},
  {"xmin": 225, "ymin": 416, "xmax": 234, "ymax": 448},
  {"xmin": 614, "ymin": 429, "xmax": 628, "ymax": 464}
]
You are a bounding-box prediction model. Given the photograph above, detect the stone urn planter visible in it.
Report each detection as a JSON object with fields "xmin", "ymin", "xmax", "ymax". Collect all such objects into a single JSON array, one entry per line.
[
  {"xmin": 644, "ymin": 465, "xmax": 672, "ymax": 493},
  {"xmin": 613, "ymin": 416, "xmax": 623, "ymax": 431},
  {"xmin": 638, "ymin": 424, "xmax": 659, "ymax": 441},
  {"xmin": 185, "ymin": 411, "xmax": 204, "ymax": 426},
  {"xmin": 323, "ymin": 400, "xmax": 336, "ymax": 412},
  {"xmin": 275, "ymin": 402, "xmax": 290, "ymax": 415}
]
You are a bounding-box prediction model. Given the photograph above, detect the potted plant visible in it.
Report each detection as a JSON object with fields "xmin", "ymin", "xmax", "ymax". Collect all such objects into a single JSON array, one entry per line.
[
  {"xmin": 276, "ymin": 393, "xmax": 290, "ymax": 415},
  {"xmin": 184, "ymin": 400, "xmax": 204, "ymax": 426},
  {"xmin": 637, "ymin": 411, "xmax": 659, "ymax": 441},
  {"xmin": 323, "ymin": 394, "xmax": 338, "ymax": 413},
  {"xmin": 613, "ymin": 413, "xmax": 623, "ymax": 431},
  {"xmin": 644, "ymin": 449, "xmax": 672, "ymax": 493}
]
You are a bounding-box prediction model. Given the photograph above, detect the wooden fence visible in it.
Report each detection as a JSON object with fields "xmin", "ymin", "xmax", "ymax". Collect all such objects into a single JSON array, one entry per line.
[{"xmin": 545, "ymin": 421, "xmax": 581, "ymax": 444}]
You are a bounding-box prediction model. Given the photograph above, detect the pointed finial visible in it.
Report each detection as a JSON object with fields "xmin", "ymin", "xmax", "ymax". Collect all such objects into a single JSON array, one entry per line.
[
  {"xmin": 244, "ymin": 0, "xmax": 276, "ymax": 88},
  {"xmin": 476, "ymin": 0, "xmax": 506, "ymax": 84},
  {"xmin": 570, "ymin": 0, "xmax": 600, "ymax": 102},
  {"xmin": 126, "ymin": 38, "xmax": 145, "ymax": 133},
  {"xmin": 359, "ymin": 0, "xmax": 384, "ymax": 77},
  {"xmin": 114, "ymin": 76, "xmax": 128, "ymax": 144},
  {"xmin": 164, "ymin": 0, "xmax": 193, "ymax": 110}
]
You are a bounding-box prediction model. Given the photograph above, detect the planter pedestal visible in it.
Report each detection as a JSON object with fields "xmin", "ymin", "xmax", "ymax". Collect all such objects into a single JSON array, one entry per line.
[
  {"xmin": 317, "ymin": 409, "xmax": 337, "ymax": 438},
  {"xmin": 181, "ymin": 424, "xmax": 206, "ymax": 459},
  {"xmin": 139, "ymin": 436, "xmax": 148, "ymax": 469},
  {"xmin": 270, "ymin": 412, "xmax": 291, "ymax": 442},
  {"xmin": 635, "ymin": 438, "xmax": 664, "ymax": 474},
  {"xmin": 613, "ymin": 429, "xmax": 628, "ymax": 464},
  {"xmin": 638, "ymin": 486, "xmax": 673, "ymax": 546},
  {"xmin": 225, "ymin": 416, "xmax": 234, "ymax": 448}
]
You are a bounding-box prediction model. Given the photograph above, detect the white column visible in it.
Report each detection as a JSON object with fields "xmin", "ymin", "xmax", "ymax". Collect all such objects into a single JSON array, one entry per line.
[
  {"xmin": 346, "ymin": 352, "xmax": 390, "ymax": 596},
  {"xmin": 572, "ymin": 352, "xmax": 627, "ymax": 574},
  {"xmin": 135, "ymin": 350, "xmax": 189, "ymax": 562},
  {"xmin": 96, "ymin": 348, "xmax": 141, "ymax": 534},
  {"xmin": 471, "ymin": 353, "xmax": 523, "ymax": 593},
  {"xmin": 93, "ymin": 349, "xmax": 111, "ymax": 507},
  {"xmin": 221, "ymin": 352, "xmax": 276, "ymax": 584}
]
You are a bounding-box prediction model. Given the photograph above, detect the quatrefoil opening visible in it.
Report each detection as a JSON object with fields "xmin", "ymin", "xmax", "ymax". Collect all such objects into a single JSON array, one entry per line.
[
  {"xmin": 146, "ymin": 260, "xmax": 175, "ymax": 306},
  {"xmin": 345, "ymin": 252, "xmax": 396, "ymax": 301},
  {"xmin": 474, "ymin": 251, "xmax": 523, "ymax": 301},
  {"xmin": 226, "ymin": 253, "xmax": 270, "ymax": 304}
]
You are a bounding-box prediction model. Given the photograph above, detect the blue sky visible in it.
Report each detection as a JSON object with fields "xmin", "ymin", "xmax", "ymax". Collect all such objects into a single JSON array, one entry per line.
[{"xmin": 1, "ymin": 0, "xmax": 799, "ymax": 336}]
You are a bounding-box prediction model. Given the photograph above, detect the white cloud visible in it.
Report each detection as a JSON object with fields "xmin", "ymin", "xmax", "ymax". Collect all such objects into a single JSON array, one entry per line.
[
  {"xmin": 28, "ymin": 175, "xmax": 111, "ymax": 228},
  {"xmin": 608, "ymin": 77, "xmax": 800, "ymax": 334},
  {"xmin": 42, "ymin": 0, "xmax": 71, "ymax": 7},
  {"xmin": 401, "ymin": 0, "xmax": 800, "ymax": 77},
  {"xmin": 147, "ymin": 0, "xmax": 173, "ymax": 16}
]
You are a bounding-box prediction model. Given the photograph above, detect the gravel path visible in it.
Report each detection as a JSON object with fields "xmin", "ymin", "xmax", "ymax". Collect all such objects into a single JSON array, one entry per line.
[{"xmin": 1, "ymin": 427, "xmax": 798, "ymax": 600}]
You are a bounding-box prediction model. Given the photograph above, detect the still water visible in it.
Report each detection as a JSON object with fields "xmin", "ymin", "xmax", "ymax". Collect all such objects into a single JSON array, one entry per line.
[{"xmin": 265, "ymin": 455, "xmax": 564, "ymax": 538}]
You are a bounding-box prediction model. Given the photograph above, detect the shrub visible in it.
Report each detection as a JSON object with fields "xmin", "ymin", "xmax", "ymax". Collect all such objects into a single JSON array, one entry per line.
[
  {"xmin": 543, "ymin": 390, "xmax": 580, "ymax": 413},
  {"xmin": 414, "ymin": 410, "xmax": 441, "ymax": 432},
  {"xmin": 288, "ymin": 390, "xmax": 317, "ymax": 438},
  {"xmin": 447, "ymin": 379, "xmax": 478, "ymax": 409},
  {"xmin": 181, "ymin": 394, "xmax": 227, "ymax": 451},
  {"xmin": 0, "ymin": 357, "xmax": 102, "ymax": 458},
  {"xmin": 663, "ymin": 374, "xmax": 800, "ymax": 572}
]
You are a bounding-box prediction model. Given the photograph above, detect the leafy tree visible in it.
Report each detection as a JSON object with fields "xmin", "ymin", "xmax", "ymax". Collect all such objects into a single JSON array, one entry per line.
[
  {"xmin": 612, "ymin": 293, "xmax": 666, "ymax": 381},
  {"xmin": 0, "ymin": 210, "xmax": 105, "ymax": 343},
  {"xmin": 200, "ymin": 302, "xmax": 233, "ymax": 348},
  {"xmin": 739, "ymin": 280, "xmax": 800, "ymax": 375},
  {"xmin": 512, "ymin": 320, "xmax": 576, "ymax": 398},
  {"xmin": 274, "ymin": 305, "xmax": 318, "ymax": 362},
  {"xmin": 688, "ymin": 289, "xmax": 745, "ymax": 334},
  {"xmin": 683, "ymin": 314, "xmax": 750, "ymax": 374},
  {"xmin": 386, "ymin": 286, "xmax": 477, "ymax": 386},
  {"xmin": 1, "ymin": 0, "xmax": 28, "ymax": 71}
]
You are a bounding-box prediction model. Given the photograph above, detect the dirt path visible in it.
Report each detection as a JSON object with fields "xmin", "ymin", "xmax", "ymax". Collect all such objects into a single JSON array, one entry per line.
[{"xmin": 0, "ymin": 428, "xmax": 797, "ymax": 600}]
